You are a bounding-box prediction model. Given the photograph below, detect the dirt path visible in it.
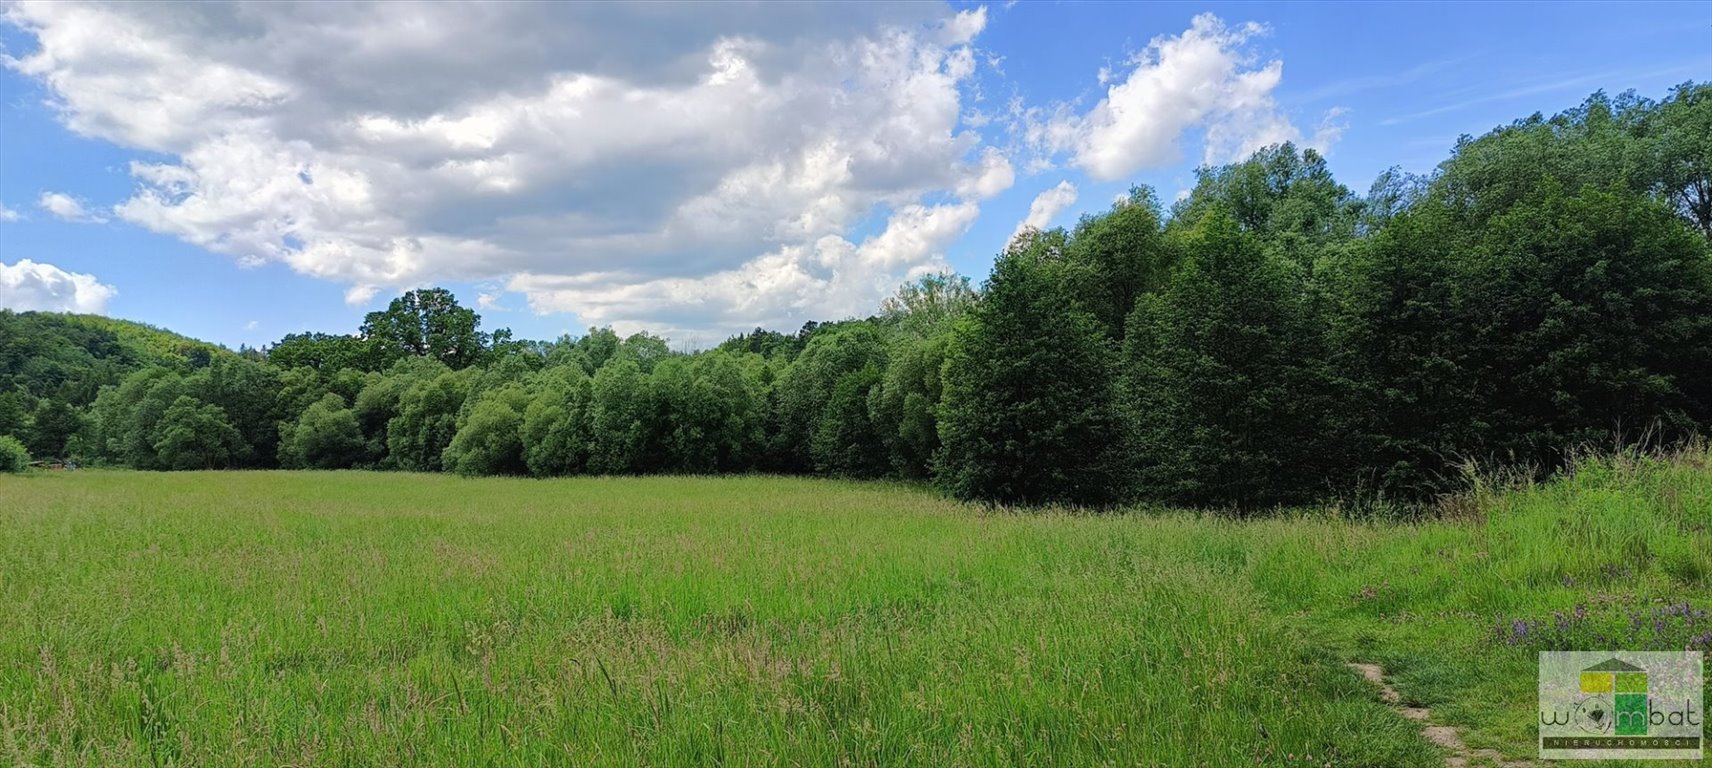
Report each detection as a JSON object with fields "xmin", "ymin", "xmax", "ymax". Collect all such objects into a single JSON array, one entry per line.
[{"xmin": 1347, "ymin": 662, "xmax": 1536, "ymax": 768}]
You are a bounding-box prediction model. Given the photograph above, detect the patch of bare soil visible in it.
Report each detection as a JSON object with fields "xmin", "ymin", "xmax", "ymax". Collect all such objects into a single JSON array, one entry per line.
[{"xmin": 1346, "ymin": 662, "xmax": 1536, "ymax": 768}]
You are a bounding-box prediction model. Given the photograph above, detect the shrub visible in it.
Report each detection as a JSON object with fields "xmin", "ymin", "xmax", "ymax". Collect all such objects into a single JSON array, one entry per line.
[
  {"xmin": 278, "ymin": 393, "xmax": 368, "ymax": 469},
  {"xmin": 0, "ymin": 435, "xmax": 29, "ymax": 473}
]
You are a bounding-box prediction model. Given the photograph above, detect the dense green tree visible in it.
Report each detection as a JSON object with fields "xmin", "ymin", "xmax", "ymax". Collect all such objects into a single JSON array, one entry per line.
[
  {"xmin": 1362, "ymin": 167, "xmax": 1430, "ymax": 233},
  {"xmin": 274, "ymin": 366, "xmax": 331, "ymax": 426},
  {"xmin": 278, "ymin": 393, "xmax": 368, "ymax": 469},
  {"xmin": 1335, "ymin": 169, "xmax": 1712, "ymax": 498},
  {"xmin": 483, "ymin": 327, "xmax": 539, "ymax": 368},
  {"xmin": 1064, "ymin": 189, "xmax": 1174, "ymax": 339},
  {"xmin": 353, "ymin": 357, "xmax": 448, "ymax": 464},
  {"xmin": 360, "ymin": 288, "xmax": 489, "ymax": 369},
  {"xmin": 442, "ymin": 386, "xmax": 529, "ymax": 477},
  {"xmin": 938, "ymin": 231, "xmax": 1126, "ymax": 506},
  {"xmin": 86, "ymin": 368, "xmax": 188, "ymax": 469},
  {"xmin": 572, "ymin": 327, "xmax": 622, "ymax": 373},
  {"xmin": 25, "ymin": 398, "xmax": 80, "ymax": 460},
  {"xmin": 878, "ymin": 273, "xmax": 978, "ymax": 336},
  {"xmin": 1171, "ymin": 144, "xmax": 1361, "ymax": 250},
  {"xmin": 152, "ymin": 396, "xmax": 245, "ymax": 470},
  {"xmin": 812, "ymin": 364, "xmax": 888, "ymax": 477},
  {"xmin": 1640, "ymin": 82, "xmax": 1712, "ymax": 237},
  {"xmin": 617, "ymin": 332, "xmax": 672, "ymax": 373},
  {"xmin": 869, "ymin": 332, "xmax": 951, "ymax": 479},
  {"xmin": 387, "ymin": 369, "xmax": 474, "ymax": 472},
  {"xmin": 1420, "ymin": 83, "xmax": 1708, "ymax": 242},
  {"xmin": 325, "ymin": 368, "xmax": 372, "ymax": 409},
  {"xmin": 1123, "ymin": 208, "xmax": 1336, "ymax": 510},
  {"xmin": 268, "ymin": 332, "xmax": 375, "ymax": 372},
  {"xmin": 771, "ymin": 323, "xmax": 888, "ymax": 473},
  {"xmin": 1327, "ymin": 207, "xmax": 1481, "ymax": 496},
  {"xmin": 867, "ymin": 276, "xmax": 974, "ymax": 478},
  {"xmin": 718, "ymin": 327, "xmax": 805, "ymax": 360},
  {"xmin": 466, "ymin": 354, "xmax": 537, "ymax": 401},
  {"xmin": 645, "ymin": 358, "xmax": 711, "ymax": 473},
  {"xmin": 862, "ymin": 271, "xmax": 972, "ymax": 475},
  {"xmin": 186, "ymin": 356, "xmax": 282, "ymax": 468},
  {"xmin": 691, "ymin": 352, "xmax": 763, "ymax": 471},
  {"xmin": 587, "ymin": 359, "xmax": 648, "ymax": 474},
  {"xmin": 0, "ymin": 391, "xmax": 26, "ymax": 441},
  {"xmin": 539, "ymin": 336, "xmax": 595, "ymax": 375},
  {"xmin": 1431, "ymin": 90, "xmax": 1649, "ymax": 229},
  {"xmin": 520, "ymin": 366, "xmax": 594, "ymax": 476},
  {"xmin": 1464, "ymin": 183, "xmax": 1712, "ymax": 461}
]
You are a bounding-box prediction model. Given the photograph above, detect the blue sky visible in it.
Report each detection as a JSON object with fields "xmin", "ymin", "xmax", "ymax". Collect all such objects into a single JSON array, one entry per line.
[{"xmin": 1, "ymin": 1, "xmax": 1708, "ymax": 349}]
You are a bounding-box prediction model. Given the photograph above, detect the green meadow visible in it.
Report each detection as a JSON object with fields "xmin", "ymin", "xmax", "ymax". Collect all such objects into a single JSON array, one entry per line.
[{"xmin": 1, "ymin": 453, "xmax": 1708, "ymax": 767}]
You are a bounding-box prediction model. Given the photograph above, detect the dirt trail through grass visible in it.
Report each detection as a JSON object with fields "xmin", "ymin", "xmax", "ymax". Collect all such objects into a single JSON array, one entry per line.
[{"xmin": 1349, "ymin": 662, "xmax": 1535, "ymax": 768}]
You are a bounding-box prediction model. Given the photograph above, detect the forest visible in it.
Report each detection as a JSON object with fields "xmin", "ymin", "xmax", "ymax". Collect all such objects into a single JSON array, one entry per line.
[{"xmin": 3, "ymin": 83, "xmax": 1710, "ymax": 512}]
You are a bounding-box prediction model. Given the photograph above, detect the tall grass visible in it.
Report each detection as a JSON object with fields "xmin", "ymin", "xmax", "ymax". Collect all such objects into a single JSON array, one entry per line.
[{"xmin": 1, "ymin": 452, "xmax": 1706, "ymax": 766}]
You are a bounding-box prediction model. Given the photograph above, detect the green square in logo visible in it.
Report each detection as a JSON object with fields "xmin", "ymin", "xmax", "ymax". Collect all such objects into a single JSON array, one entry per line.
[
  {"xmin": 1614, "ymin": 693, "xmax": 1648, "ymax": 736},
  {"xmin": 1615, "ymin": 672, "xmax": 1647, "ymax": 693}
]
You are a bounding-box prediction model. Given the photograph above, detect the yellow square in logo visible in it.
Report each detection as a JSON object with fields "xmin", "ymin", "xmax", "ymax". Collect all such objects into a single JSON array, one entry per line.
[{"xmin": 1580, "ymin": 671, "xmax": 1613, "ymax": 693}]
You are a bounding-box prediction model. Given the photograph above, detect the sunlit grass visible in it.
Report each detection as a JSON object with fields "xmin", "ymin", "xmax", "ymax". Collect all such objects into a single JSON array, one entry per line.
[{"xmin": 1, "ymin": 454, "xmax": 1707, "ymax": 766}]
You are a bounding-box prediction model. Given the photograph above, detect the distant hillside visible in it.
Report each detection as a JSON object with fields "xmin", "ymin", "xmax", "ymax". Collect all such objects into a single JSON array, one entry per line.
[{"xmin": 0, "ymin": 310, "xmax": 232, "ymax": 405}]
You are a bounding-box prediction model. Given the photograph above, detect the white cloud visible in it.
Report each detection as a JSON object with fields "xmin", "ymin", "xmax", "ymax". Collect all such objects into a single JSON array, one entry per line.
[
  {"xmin": 37, "ymin": 191, "xmax": 105, "ymax": 223},
  {"xmin": 1025, "ymin": 13, "xmax": 1342, "ymax": 180},
  {"xmin": 956, "ymin": 146, "xmax": 1015, "ymax": 201},
  {"xmin": 512, "ymin": 200, "xmax": 980, "ymax": 343},
  {"xmin": 3, "ymin": 2, "xmax": 1004, "ymax": 337},
  {"xmin": 244, "ymin": 320, "xmax": 258, "ymax": 330},
  {"xmin": 4, "ymin": 5, "xmax": 1322, "ymax": 339},
  {"xmin": 1012, "ymin": 180, "xmax": 1078, "ymax": 240},
  {"xmin": 937, "ymin": 6, "xmax": 988, "ymax": 46},
  {"xmin": 0, "ymin": 258, "xmax": 117, "ymax": 313},
  {"xmin": 0, "ymin": 203, "xmax": 20, "ymax": 221}
]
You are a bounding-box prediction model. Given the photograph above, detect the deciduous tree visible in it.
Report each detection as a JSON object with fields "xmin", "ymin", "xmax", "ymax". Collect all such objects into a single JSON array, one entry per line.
[{"xmin": 938, "ymin": 231, "xmax": 1125, "ymax": 507}]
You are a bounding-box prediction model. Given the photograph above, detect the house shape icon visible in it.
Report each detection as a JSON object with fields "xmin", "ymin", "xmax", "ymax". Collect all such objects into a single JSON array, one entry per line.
[{"xmin": 1581, "ymin": 658, "xmax": 1648, "ymax": 736}]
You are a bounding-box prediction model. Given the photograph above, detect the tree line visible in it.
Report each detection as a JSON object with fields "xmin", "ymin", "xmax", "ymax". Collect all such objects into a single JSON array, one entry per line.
[{"xmin": 4, "ymin": 84, "xmax": 1710, "ymax": 512}]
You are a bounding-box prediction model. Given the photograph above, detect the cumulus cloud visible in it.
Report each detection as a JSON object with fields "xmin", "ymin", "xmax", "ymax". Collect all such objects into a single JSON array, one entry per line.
[
  {"xmin": 956, "ymin": 147, "xmax": 1016, "ymax": 201},
  {"xmin": 3, "ymin": 2, "xmax": 1007, "ymax": 338},
  {"xmin": 1023, "ymin": 14, "xmax": 1341, "ymax": 180},
  {"xmin": 0, "ymin": 258, "xmax": 117, "ymax": 313},
  {"xmin": 1012, "ymin": 180, "xmax": 1078, "ymax": 240},
  {"xmin": 3, "ymin": 4, "xmax": 1323, "ymax": 339},
  {"xmin": 511, "ymin": 200, "xmax": 981, "ymax": 341},
  {"xmin": 0, "ymin": 203, "xmax": 20, "ymax": 221},
  {"xmin": 37, "ymin": 191, "xmax": 105, "ymax": 222}
]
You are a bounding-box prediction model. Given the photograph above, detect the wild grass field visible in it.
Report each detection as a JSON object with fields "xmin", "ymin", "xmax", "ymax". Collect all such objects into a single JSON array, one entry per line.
[{"xmin": 1, "ymin": 453, "xmax": 1708, "ymax": 767}]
